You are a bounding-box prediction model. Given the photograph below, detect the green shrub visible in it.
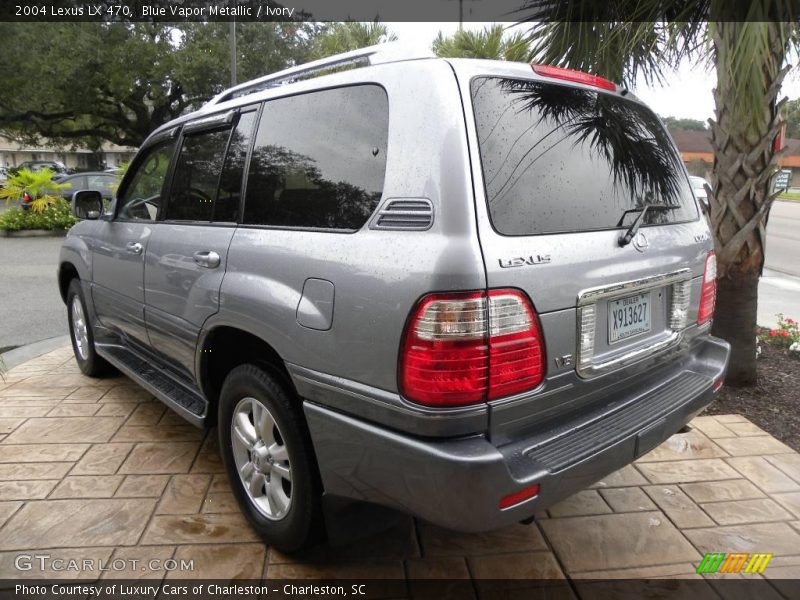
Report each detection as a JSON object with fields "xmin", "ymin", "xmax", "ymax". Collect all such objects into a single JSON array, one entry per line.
[{"xmin": 0, "ymin": 199, "xmax": 77, "ymax": 231}]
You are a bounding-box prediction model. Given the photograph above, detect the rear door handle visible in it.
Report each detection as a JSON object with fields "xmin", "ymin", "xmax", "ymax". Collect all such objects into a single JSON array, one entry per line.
[
  {"xmin": 126, "ymin": 242, "xmax": 143, "ymax": 255},
  {"xmin": 193, "ymin": 250, "xmax": 221, "ymax": 269}
]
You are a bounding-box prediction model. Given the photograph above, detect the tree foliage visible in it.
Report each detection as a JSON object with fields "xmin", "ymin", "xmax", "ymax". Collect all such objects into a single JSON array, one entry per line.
[
  {"xmin": 0, "ymin": 22, "xmax": 319, "ymax": 148},
  {"xmin": 433, "ymin": 24, "xmax": 534, "ymax": 62},
  {"xmin": 309, "ymin": 21, "xmax": 396, "ymax": 59},
  {"xmin": 660, "ymin": 116, "xmax": 708, "ymax": 132},
  {"xmin": 780, "ymin": 97, "xmax": 800, "ymax": 138}
]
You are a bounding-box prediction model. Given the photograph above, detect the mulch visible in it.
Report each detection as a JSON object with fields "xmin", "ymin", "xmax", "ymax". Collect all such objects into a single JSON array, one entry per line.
[{"xmin": 705, "ymin": 340, "xmax": 800, "ymax": 451}]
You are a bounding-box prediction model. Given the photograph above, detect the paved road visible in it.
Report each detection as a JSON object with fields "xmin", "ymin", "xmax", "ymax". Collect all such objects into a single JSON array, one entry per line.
[
  {"xmin": 765, "ymin": 200, "xmax": 800, "ymax": 278},
  {"xmin": 0, "ymin": 201, "xmax": 798, "ymax": 349},
  {"xmin": 760, "ymin": 200, "xmax": 800, "ymax": 328},
  {"xmin": 0, "ymin": 236, "xmax": 66, "ymax": 351}
]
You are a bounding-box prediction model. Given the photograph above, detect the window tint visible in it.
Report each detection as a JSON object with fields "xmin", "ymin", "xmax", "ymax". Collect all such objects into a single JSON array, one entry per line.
[
  {"xmin": 214, "ymin": 111, "xmax": 256, "ymax": 222},
  {"xmin": 243, "ymin": 85, "xmax": 388, "ymax": 230},
  {"xmin": 166, "ymin": 128, "xmax": 231, "ymax": 222},
  {"xmin": 471, "ymin": 77, "xmax": 697, "ymax": 236},
  {"xmin": 118, "ymin": 140, "xmax": 176, "ymax": 221}
]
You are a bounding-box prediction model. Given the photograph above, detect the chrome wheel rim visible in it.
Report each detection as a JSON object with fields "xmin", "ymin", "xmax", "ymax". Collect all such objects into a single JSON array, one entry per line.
[
  {"xmin": 71, "ymin": 297, "xmax": 89, "ymax": 361},
  {"xmin": 231, "ymin": 396, "xmax": 292, "ymax": 520}
]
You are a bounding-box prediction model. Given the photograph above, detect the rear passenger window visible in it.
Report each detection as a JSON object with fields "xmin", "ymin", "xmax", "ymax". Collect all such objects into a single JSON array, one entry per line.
[
  {"xmin": 166, "ymin": 128, "xmax": 231, "ymax": 222},
  {"xmin": 214, "ymin": 111, "xmax": 257, "ymax": 223},
  {"xmin": 243, "ymin": 85, "xmax": 388, "ymax": 230}
]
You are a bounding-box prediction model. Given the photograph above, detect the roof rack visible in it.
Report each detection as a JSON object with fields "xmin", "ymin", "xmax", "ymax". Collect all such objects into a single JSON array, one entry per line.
[{"xmin": 205, "ymin": 42, "xmax": 435, "ymax": 107}]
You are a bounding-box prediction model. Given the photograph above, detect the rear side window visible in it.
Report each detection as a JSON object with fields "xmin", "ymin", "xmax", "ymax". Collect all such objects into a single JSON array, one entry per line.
[
  {"xmin": 166, "ymin": 128, "xmax": 231, "ymax": 222},
  {"xmin": 471, "ymin": 77, "xmax": 697, "ymax": 236},
  {"xmin": 243, "ymin": 85, "xmax": 388, "ymax": 230},
  {"xmin": 214, "ymin": 111, "xmax": 257, "ymax": 223}
]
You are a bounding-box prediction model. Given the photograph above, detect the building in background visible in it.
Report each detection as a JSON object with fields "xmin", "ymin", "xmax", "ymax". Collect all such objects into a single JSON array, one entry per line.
[
  {"xmin": 672, "ymin": 130, "xmax": 800, "ymax": 191},
  {"xmin": 0, "ymin": 136, "xmax": 135, "ymax": 171}
]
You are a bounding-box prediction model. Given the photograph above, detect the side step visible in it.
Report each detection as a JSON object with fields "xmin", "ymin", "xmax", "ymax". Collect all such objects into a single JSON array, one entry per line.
[{"xmin": 97, "ymin": 344, "xmax": 207, "ymax": 427}]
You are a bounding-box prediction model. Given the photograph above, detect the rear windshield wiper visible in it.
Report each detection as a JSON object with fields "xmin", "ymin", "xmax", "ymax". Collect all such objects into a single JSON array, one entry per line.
[{"xmin": 618, "ymin": 203, "xmax": 681, "ymax": 247}]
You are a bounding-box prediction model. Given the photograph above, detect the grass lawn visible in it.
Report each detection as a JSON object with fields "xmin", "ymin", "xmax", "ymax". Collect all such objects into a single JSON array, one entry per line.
[{"xmin": 777, "ymin": 191, "xmax": 800, "ymax": 202}]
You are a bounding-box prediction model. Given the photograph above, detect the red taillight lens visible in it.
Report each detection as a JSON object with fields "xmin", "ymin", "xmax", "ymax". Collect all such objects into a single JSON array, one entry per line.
[
  {"xmin": 697, "ymin": 252, "xmax": 717, "ymax": 325},
  {"xmin": 22, "ymin": 192, "xmax": 32, "ymax": 203},
  {"xmin": 487, "ymin": 289, "xmax": 545, "ymax": 399},
  {"xmin": 531, "ymin": 64, "xmax": 617, "ymax": 92},
  {"xmin": 399, "ymin": 289, "xmax": 545, "ymax": 407},
  {"xmin": 400, "ymin": 292, "xmax": 488, "ymax": 406},
  {"xmin": 499, "ymin": 484, "xmax": 540, "ymax": 510}
]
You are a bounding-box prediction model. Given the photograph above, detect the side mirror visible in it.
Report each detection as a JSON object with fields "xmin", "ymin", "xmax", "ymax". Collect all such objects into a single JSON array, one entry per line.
[{"xmin": 71, "ymin": 190, "xmax": 103, "ymax": 220}]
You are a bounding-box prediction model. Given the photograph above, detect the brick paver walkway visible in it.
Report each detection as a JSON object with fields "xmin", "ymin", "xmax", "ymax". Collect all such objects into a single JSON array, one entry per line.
[{"xmin": 1, "ymin": 347, "xmax": 799, "ymax": 589}]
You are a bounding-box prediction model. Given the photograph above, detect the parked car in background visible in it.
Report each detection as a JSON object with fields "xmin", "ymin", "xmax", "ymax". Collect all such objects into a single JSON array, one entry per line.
[
  {"xmin": 54, "ymin": 171, "xmax": 117, "ymax": 202},
  {"xmin": 0, "ymin": 166, "xmax": 8, "ymax": 188},
  {"xmin": 58, "ymin": 46, "xmax": 730, "ymax": 553},
  {"xmin": 689, "ymin": 176, "xmax": 712, "ymax": 211},
  {"xmin": 14, "ymin": 160, "xmax": 69, "ymax": 175}
]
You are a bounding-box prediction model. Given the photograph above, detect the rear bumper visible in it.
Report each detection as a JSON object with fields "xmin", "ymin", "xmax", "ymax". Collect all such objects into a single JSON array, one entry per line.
[{"xmin": 304, "ymin": 335, "xmax": 729, "ymax": 532}]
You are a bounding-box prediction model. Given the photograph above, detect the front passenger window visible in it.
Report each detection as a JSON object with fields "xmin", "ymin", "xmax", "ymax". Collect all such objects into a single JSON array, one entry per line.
[{"xmin": 117, "ymin": 140, "xmax": 176, "ymax": 221}]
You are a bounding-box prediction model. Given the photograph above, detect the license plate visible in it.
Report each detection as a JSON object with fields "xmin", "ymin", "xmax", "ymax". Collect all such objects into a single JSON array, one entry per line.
[{"xmin": 608, "ymin": 292, "xmax": 651, "ymax": 344}]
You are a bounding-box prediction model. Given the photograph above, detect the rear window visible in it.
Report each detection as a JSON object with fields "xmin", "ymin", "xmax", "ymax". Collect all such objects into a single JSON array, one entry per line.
[{"xmin": 471, "ymin": 77, "xmax": 697, "ymax": 236}]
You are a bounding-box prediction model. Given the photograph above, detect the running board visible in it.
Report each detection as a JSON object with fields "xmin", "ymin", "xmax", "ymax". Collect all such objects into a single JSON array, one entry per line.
[{"xmin": 96, "ymin": 344, "xmax": 207, "ymax": 427}]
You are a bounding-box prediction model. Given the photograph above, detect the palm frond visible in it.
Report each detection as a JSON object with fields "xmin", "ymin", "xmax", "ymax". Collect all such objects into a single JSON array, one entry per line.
[
  {"xmin": 525, "ymin": 19, "xmax": 705, "ymax": 88},
  {"xmin": 0, "ymin": 168, "xmax": 70, "ymax": 209},
  {"xmin": 433, "ymin": 24, "xmax": 536, "ymax": 62},
  {"xmin": 310, "ymin": 21, "xmax": 397, "ymax": 59}
]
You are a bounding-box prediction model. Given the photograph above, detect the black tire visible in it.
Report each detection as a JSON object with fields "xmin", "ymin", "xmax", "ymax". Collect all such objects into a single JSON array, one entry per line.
[
  {"xmin": 66, "ymin": 279, "xmax": 113, "ymax": 377},
  {"xmin": 218, "ymin": 364, "xmax": 323, "ymax": 553}
]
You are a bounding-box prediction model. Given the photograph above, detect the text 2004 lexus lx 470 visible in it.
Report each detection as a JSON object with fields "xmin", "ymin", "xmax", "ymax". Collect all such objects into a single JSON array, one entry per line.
[{"xmin": 59, "ymin": 45, "xmax": 730, "ymax": 552}]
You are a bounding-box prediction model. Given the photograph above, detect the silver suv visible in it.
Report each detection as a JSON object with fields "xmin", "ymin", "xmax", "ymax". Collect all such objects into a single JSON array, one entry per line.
[{"xmin": 59, "ymin": 45, "xmax": 730, "ymax": 552}]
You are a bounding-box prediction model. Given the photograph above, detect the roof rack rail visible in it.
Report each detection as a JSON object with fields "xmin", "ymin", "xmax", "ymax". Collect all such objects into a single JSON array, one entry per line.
[{"xmin": 205, "ymin": 42, "xmax": 435, "ymax": 107}]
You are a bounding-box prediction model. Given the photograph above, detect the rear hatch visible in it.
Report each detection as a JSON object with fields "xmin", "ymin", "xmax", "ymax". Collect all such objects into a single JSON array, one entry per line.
[{"xmin": 454, "ymin": 61, "xmax": 713, "ymax": 436}]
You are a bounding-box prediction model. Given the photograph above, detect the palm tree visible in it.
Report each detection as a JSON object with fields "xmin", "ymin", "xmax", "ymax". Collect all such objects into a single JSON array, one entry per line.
[
  {"xmin": 0, "ymin": 168, "xmax": 71, "ymax": 213},
  {"xmin": 523, "ymin": 3, "xmax": 799, "ymax": 386},
  {"xmin": 309, "ymin": 21, "xmax": 397, "ymax": 59},
  {"xmin": 433, "ymin": 24, "xmax": 535, "ymax": 62}
]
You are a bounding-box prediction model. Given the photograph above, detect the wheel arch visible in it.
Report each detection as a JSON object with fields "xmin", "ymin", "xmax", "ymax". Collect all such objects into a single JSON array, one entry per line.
[
  {"xmin": 58, "ymin": 262, "xmax": 81, "ymax": 304},
  {"xmin": 197, "ymin": 326, "xmax": 297, "ymax": 424}
]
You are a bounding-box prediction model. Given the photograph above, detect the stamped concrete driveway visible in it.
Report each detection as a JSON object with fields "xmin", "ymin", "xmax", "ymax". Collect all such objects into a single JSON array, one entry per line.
[{"xmin": 1, "ymin": 346, "xmax": 800, "ymax": 593}]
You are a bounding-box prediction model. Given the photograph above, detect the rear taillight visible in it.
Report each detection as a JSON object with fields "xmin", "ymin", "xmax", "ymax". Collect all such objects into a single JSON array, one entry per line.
[
  {"xmin": 697, "ymin": 251, "xmax": 717, "ymax": 325},
  {"xmin": 22, "ymin": 192, "xmax": 32, "ymax": 203},
  {"xmin": 399, "ymin": 289, "xmax": 545, "ymax": 407},
  {"xmin": 531, "ymin": 64, "xmax": 617, "ymax": 91}
]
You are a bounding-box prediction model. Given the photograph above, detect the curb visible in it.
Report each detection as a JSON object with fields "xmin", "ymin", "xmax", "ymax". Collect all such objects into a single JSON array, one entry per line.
[
  {"xmin": 0, "ymin": 335, "xmax": 71, "ymax": 372},
  {"xmin": 0, "ymin": 229, "xmax": 68, "ymax": 238}
]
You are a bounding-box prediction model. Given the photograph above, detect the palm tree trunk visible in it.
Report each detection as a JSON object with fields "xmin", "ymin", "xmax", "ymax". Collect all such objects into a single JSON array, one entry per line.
[{"xmin": 708, "ymin": 21, "xmax": 788, "ymax": 386}]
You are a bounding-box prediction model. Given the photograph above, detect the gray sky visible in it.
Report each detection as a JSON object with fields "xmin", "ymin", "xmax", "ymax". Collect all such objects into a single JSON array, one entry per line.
[{"xmin": 385, "ymin": 21, "xmax": 800, "ymax": 122}]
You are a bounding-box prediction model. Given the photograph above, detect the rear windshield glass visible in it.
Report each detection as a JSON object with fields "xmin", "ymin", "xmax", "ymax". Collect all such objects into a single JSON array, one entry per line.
[{"xmin": 471, "ymin": 77, "xmax": 698, "ymax": 236}]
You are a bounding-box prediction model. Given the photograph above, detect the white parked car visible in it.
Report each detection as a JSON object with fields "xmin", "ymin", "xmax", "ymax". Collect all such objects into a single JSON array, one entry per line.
[{"xmin": 689, "ymin": 176, "xmax": 711, "ymax": 212}]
